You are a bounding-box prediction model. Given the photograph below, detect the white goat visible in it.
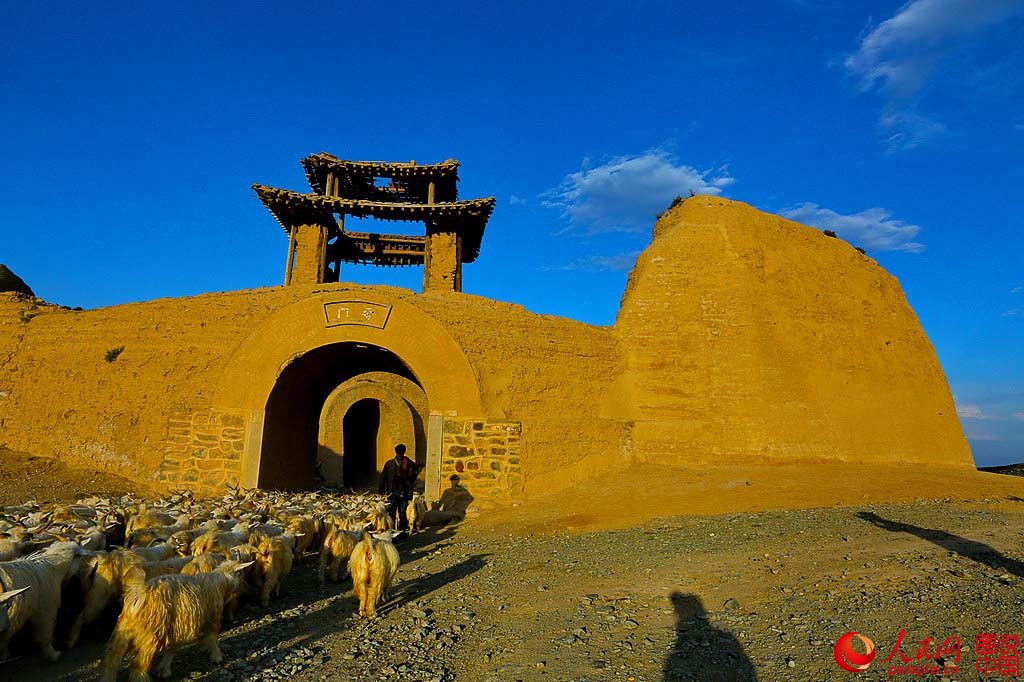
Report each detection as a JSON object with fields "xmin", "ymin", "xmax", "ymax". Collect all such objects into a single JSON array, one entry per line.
[{"xmin": 0, "ymin": 541, "xmax": 87, "ymax": 661}]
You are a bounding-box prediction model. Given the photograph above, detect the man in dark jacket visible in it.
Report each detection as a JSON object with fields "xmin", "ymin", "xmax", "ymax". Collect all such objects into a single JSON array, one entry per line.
[{"xmin": 379, "ymin": 444, "xmax": 418, "ymax": 529}]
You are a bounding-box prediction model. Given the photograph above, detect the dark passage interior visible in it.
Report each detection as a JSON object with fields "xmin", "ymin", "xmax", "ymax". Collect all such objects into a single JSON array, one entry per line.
[
  {"xmin": 342, "ymin": 398, "xmax": 381, "ymax": 489},
  {"xmin": 259, "ymin": 342, "xmax": 418, "ymax": 490}
]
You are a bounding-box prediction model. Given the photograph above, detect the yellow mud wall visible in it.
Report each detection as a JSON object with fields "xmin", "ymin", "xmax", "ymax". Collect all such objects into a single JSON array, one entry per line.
[
  {"xmin": 0, "ymin": 285, "xmax": 626, "ymax": 494},
  {"xmin": 413, "ymin": 294, "xmax": 630, "ymax": 497},
  {"xmin": 0, "ymin": 289, "xmax": 298, "ymax": 477},
  {"xmin": 613, "ymin": 196, "xmax": 973, "ymax": 468},
  {"xmin": 0, "ymin": 195, "xmax": 974, "ymax": 499}
]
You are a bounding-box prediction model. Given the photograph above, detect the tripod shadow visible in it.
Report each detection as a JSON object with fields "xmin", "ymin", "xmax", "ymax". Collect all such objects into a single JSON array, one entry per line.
[
  {"xmin": 856, "ymin": 511, "xmax": 1024, "ymax": 578},
  {"xmin": 663, "ymin": 592, "xmax": 757, "ymax": 681}
]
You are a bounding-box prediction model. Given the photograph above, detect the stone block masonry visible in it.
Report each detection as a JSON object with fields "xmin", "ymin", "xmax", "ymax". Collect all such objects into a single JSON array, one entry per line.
[
  {"xmin": 155, "ymin": 409, "xmax": 245, "ymax": 492},
  {"xmin": 440, "ymin": 419, "xmax": 523, "ymax": 504}
]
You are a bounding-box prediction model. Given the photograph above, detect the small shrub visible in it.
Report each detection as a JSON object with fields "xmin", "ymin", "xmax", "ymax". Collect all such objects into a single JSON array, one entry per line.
[
  {"xmin": 105, "ymin": 346, "xmax": 125, "ymax": 363},
  {"xmin": 657, "ymin": 195, "xmax": 688, "ymax": 219},
  {"xmin": 823, "ymin": 229, "xmax": 837, "ymax": 238},
  {"xmin": 855, "ymin": 246, "xmax": 866, "ymax": 255}
]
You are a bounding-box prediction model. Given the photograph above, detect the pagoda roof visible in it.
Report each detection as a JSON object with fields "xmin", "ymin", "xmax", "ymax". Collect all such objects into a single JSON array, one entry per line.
[
  {"xmin": 302, "ymin": 153, "xmax": 460, "ymax": 201},
  {"xmin": 253, "ymin": 184, "xmax": 494, "ymax": 262}
]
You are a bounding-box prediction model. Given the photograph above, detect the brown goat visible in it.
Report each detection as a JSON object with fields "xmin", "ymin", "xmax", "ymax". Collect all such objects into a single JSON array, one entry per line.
[
  {"xmin": 125, "ymin": 507, "xmax": 188, "ymax": 539},
  {"xmin": 190, "ymin": 525, "xmax": 251, "ymax": 557},
  {"xmin": 318, "ymin": 527, "xmax": 362, "ymax": 584},
  {"xmin": 366, "ymin": 502, "xmax": 393, "ymax": 533},
  {"xmin": 68, "ymin": 544, "xmax": 178, "ymax": 649},
  {"xmin": 406, "ymin": 493, "xmax": 428, "ymax": 533},
  {"xmin": 255, "ymin": 533, "xmax": 297, "ymax": 606},
  {"xmin": 348, "ymin": 531, "xmax": 400, "ymax": 619},
  {"xmin": 181, "ymin": 553, "xmax": 227, "ymax": 576},
  {"xmin": 166, "ymin": 525, "xmax": 214, "ymax": 557},
  {"xmin": 100, "ymin": 560, "xmax": 251, "ymax": 681},
  {"xmin": 143, "ymin": 557, "xmax": 191, "ymax": 579},
  {"xmin": 287, "ymin": 515, "xmax": 319, "ymax": 561},
  {"xmin": 126, "ymin": 520, "xmax": 193, "ymax": 549},
  {"xmin": 224, "ymin": 545, "xmax": 260, "ymax": 621}
]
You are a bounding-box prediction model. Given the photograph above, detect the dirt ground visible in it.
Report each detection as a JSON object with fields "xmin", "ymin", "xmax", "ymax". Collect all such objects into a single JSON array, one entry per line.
[
  {"xmin": 3, "ymin": 461, "xmax": 1024, "ymax": 681},
  {"xmin": 0, "ymin": 447, "xmax": 151, "ymax": 506}
]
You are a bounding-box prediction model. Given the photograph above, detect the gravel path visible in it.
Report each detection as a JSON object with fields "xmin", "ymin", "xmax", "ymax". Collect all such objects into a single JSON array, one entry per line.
[{"xmin": 5, "ymin": 498, "xmax": 1024, "ymax": 681}]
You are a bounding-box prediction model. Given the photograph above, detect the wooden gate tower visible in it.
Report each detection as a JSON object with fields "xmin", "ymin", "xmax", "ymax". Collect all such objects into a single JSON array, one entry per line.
[{"xmin": 254, "ymin": 153, "xmax": 495, "ymax": 293}]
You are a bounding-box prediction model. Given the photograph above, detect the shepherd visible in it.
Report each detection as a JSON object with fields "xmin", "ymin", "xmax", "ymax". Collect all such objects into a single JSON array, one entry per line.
[{"xmin": 378, "ymin": 444, "xmax": 418, "ymax": 530}]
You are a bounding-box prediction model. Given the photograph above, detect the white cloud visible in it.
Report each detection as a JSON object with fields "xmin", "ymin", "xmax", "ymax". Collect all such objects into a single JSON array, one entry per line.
[
  {"xmin": 1013, "ymin": 412, "xmax": 1024, "ymax": 421},
  {"xmin": 1011, "ymin": 286, "xmax": 1023, "ymax": 294},
  {"xmin": 1002, "ymin": 308, "xmax": 1023, "ymax": 318},
  {"xmin": 542, "ymin": 149, "xmax": 735, "ymax": 234},
  {"xmin": 879, "ymin": 109, "xmax": 949, "ymax": 152},
  {"xmin": 846, "ymin": 0, "xmax": 1024, "ymax": 96},
  {"xmin": 780, "ymin": 203, "xmax": 925, "ymax": 253},
  {"xmin": 958, "ymin": 404, "xmax": 988, "ymax": 420},
  {"xmin": 546, "ymin": 251, "xmax": 642, "ymax": 273},
  {"xmin": 844, "ymin": 0, "xmax": 1024, "ymax": 150},
  {"xmin": 509, "ymin": 195, "xmax": 527, "ymax": 206}
]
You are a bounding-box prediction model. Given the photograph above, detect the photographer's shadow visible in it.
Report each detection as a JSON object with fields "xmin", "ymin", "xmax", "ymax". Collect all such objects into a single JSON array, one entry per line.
[{"xmin": 663, "ymin": 592, "xmax": 757, "ymax": 681}]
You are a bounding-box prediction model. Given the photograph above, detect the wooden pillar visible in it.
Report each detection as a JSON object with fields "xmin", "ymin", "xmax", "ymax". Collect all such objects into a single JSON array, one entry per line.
[
  {"xmin": 288, "ymin": 223, "xmax": 328, "ymax": 285},
  {"xmin": 334, "ymin": 214, "xmax": 345, "ymax": 282},
  {"xmin": 423, "ymin": 223, "xmax": 462, "ymax": 293},
  {"xmin": 283, "ymin": 226, "xmax": 297, "ymax": 285}
]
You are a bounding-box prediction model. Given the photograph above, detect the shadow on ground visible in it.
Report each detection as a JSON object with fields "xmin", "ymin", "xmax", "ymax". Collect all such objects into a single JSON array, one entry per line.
[
  {"xmin": 856, "ymin": 511, "xmax": 1024, "ymax": 578},
  {"xmin": 399, "ymin": 526, "xmax": 457, "ymax": 564},
  {"xmin": 381, "ymin": 553, "xmax": 490, "ymax": 615},
  {"xmin": 663, "ymin": 592, "xmax": 757, "ymax": 681}
]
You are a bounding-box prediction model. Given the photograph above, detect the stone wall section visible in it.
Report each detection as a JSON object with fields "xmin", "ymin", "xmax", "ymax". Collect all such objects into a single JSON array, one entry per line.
[
  {"xmin": 155, "ymin": 410, "xmax": 244, "ymax": 492},
  {"xmin": 440, "ymin": 419, "xmax": 523, "ymax": 503}
]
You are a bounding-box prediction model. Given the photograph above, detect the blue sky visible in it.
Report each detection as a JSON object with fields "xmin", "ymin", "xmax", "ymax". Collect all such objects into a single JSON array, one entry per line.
[{"xmin": 1, "ymin": 1, "xmax": 1021, "ymax": 465}]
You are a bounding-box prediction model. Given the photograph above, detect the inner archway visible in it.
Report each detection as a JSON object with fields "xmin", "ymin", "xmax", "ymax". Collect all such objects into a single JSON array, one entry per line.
[
  {"xmin": 316, "ymin": 372, "xmax": 428, "ymax": 490},
  {"xmin": 258, "ymin": 341, "xmax": 421, "ymax": 490},
  {"xmin": 341, "ymin": 398, "xmax": 381, "ymax": 488}
]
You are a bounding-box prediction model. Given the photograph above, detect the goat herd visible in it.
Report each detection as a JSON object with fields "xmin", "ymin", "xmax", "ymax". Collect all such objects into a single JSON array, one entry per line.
[{"xmin": 0, "ymin": 485, "xmax": 432, "ymax": 680}]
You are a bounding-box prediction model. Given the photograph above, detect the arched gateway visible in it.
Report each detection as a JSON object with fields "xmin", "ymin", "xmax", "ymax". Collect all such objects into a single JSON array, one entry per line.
[
  {"xmin": 211, "ymin": 291, "xmax": 483, "ymax": 498},
  {"xmin": 316, "ymin": 371, "xmax": 428, "ymax": 489}
]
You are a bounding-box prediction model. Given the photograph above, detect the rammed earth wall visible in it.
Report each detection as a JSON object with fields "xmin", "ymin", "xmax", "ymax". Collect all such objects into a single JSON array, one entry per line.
[
  {"xmin": 440, "ymin": 419, "xmax": 524, "ymax": 504},
  {"xmin": 155, "ymin": 410, "xmax": 245, "ymax": 490},
  {"xmin": 0, "ymin": 197, "xmax": 975, "ymax": 502},
  {"xmin": 0, "ymin": 282, "xmax": 623, "ymax": 496}
]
